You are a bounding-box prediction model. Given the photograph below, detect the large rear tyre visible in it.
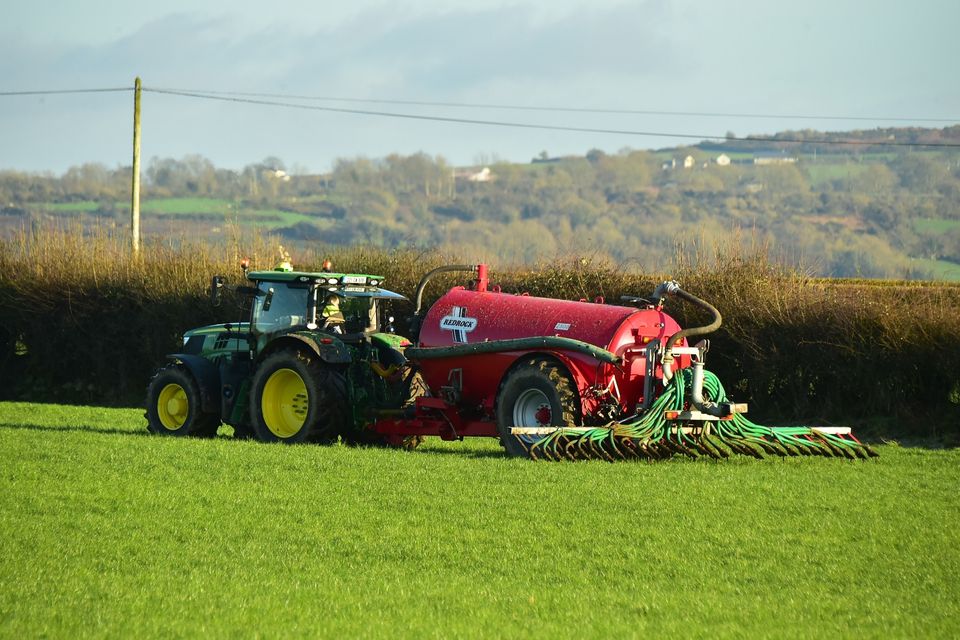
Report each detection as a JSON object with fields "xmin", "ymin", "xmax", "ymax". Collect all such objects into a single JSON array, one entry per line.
[
  {"xmin": 495, "ymin": 358, "xmax": 580, "ymax": 458},
  {"xmin": 145, "ymin": 365, "xmax": 220, "ymax": 437},
  {"xmin": 250, "ymin": 349, "xmax": 348, "ymax": 444}
]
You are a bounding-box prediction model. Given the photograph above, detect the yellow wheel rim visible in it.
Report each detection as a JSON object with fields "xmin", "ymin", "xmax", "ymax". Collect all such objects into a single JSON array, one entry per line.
[
  {"xmin": 157, "ymin": 383, "xmax": 189, "ymax": 430},
  {"xmin": 262, "ymin": 368, "xmax": 309, "ymax": 438}
]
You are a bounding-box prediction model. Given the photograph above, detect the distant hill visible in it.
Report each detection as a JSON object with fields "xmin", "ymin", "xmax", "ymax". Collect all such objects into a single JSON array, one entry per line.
[
  {"xmin": 2, "ymin": 127, "xmax": 959, "ymax": 280},
  {"xmin": 694, "ymin": 124, "xmax": 960, "ymax": 154}
]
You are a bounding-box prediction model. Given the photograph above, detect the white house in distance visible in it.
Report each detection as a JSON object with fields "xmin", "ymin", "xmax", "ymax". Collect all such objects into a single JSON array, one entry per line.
[
  {"xmin": 661, "ymin": 153, "xmax": 732, "ymax": 170},
  {"xmin": 468, "ymin": 167, "xmax": 493, "ymax": 182},
  {"xmin": 753, "ymin": 151, "xmax": 798, "ymax": 165},
  {"xmin": 454, "ymin": 167, "xmax": 494, "ymax": 182},
  {"xmin": 265, "ymin": 168, "xmax": 291, "ymax": 182}
]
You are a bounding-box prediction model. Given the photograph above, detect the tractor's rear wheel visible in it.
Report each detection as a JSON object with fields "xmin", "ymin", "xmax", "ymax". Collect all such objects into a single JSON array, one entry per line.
[
  {"xmin": 250, "ymin": 349, "xmax": 348, "ymax": 444},
  {"xmin": 145, "ymin": 365, "xmax": 220, "ymax": 437},
  {"xmin": 495, "ymin": 358, "xmax": 580, "ymax": 458}
]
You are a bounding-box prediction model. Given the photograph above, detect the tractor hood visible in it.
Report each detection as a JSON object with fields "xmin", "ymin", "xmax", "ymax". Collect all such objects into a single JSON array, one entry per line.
[{"xmin": 181, "ymin": 323, "xmax": 251, "ymax": 356}]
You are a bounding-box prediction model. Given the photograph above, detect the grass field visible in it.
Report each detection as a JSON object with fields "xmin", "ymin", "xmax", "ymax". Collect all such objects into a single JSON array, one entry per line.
[
  {"xmin": 913, "ymin": 218, "xmax": 960, "ymax": 234},
  {"xmin": 43, "ymin": 201, "xmax": 101, "ymax": 213},
  {"xmin": 1, "ymin": 403, "xmax": 957, "ymax": 638},
  {"xmin": 907, "ymin": 257, "xmax": 960, "ymax": 280},
  {"xmin": 138, "ymin": 197, "xmax": 234, "ymax": 215},
  {"xmin": 36, "ymin": 197, "xmax": 319, "ymax": 230},
  {"xmin": 139, "ymin": 199, "xmax": 319, "ymax": 228},
  {"xmin": 803, "ymin": 162, "xmax": 871, "ymax": 186}
]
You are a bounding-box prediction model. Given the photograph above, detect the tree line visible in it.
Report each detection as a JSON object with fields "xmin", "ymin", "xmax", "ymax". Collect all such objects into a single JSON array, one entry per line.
[{"xmin": 1, "ymin": 127, "xmax": 959, "ymax": 278}]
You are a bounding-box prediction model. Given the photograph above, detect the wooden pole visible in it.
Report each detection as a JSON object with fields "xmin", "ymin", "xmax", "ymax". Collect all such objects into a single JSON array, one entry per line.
[{"xmin": 131, "ymin": 77, "xmax": 142, "ymax": 255}]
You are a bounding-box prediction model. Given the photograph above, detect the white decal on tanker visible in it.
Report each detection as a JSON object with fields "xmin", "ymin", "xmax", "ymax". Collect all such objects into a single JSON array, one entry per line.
[
  {"xmin": 440, "ymin": 306, "xmax": 477, "ymax": 343},
  {"xmin": 554, "ymin": 322, "xmax": 571, "ymax": 331}
]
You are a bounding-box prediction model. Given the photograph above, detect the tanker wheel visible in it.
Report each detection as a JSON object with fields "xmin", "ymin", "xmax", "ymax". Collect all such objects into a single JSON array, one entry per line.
[
  {"xmin": 145, "ymin": 365, "xmax": 220, "ymax": 437},
  {"xmin": 250, "ymin": 349, "xmax": 348, "ymax": 444},
  {"xmin": 495, "ymin": 358, "xmax": 580, "ymax": 458}
]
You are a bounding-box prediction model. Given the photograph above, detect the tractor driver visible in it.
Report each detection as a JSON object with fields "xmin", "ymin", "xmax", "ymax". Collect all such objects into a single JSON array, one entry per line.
[{"xmin": 321, "ymin": 293, "xmax": 345, "ymax": 334}]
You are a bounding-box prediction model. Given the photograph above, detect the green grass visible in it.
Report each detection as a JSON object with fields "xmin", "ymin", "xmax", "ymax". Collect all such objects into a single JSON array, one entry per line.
[
  {"xmin": 136, "ymin": 198, "xmax": 316, "ymax": 228},
  {"xmin": 1, "ymin": 403, "xmax": 957, "ymax": 638},
  {"xmin": 907, "ymin": 257, "xmax": 960, "ymax": 281},
  {"xmin": 139, "ymin": 197, "xmax": 235, "ymax": 215},
  {"xmin": 42, "ymin": 201, "xmax": 101, "ymax": 213},
  {"xmin": 240, "ymin": 208, "xmax": 317, "ymax": 227},
  {"xmin": 914, "ymin": 218, "xmax": 960, "ymax": 234},
  {"xmin": 803, "ymin": 162, "xmax": 871, "ymax": 186}
]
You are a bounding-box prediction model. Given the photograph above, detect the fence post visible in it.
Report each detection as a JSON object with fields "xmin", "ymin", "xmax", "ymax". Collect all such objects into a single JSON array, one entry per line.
[{"xmin": 131, "ymin": 76, "xmax": 142, "ymax": 255}]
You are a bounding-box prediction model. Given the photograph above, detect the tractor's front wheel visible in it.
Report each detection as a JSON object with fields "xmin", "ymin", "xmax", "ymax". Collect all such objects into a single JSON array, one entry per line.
[
  {"xmin": 495, "ymin": 358, "xmax": 580, "ymax": 458},
  {"xmin": 250, "ymin": 349, "xmax": 348, "ymax": 444},
  {"xmin": 145, "ymin": 365, "xmax": 220, "ymax": 437}
]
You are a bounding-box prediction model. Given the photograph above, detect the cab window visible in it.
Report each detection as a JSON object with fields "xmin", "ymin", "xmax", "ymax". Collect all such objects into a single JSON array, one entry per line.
[
  {"xmin": 339, "ymin": 296, "xmax": 378, "ymax": 333},
  {"xmin": 252, "ymin": 283, "xmax": 310, "ymax": 334}
]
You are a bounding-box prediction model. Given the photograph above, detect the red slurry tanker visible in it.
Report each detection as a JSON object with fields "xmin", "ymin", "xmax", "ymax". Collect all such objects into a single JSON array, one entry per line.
[{"xmin": 147, "ymin": 262, "xmax": 875, "ymax": 460}]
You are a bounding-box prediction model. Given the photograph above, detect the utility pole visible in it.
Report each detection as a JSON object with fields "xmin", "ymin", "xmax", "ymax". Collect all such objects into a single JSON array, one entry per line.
[{"xmin": 131, "ymin": 76, "xmax": 142, "ymax": 255}]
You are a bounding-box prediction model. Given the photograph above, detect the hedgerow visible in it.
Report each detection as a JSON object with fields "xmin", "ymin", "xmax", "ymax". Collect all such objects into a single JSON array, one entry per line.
[{"xmin": 1, "ymin": 225, "xmax": 957, "ymax": 434}]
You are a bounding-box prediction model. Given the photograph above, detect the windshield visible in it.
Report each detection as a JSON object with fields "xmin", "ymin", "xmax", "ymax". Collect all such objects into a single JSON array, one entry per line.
[
  {"xmin": 251, "ymin": 282, "xmax": 386, "ymax": 335},
  {"xmin": 252, "ymin": 283, "xmax": 311, "ymax": 334}
]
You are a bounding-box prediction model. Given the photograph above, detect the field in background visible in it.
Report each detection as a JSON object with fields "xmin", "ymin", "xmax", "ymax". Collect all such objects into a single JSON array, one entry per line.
[
  {"xmin": 913, "ymin": 218, "xmax": 960, "ymax": 234},
  {"xmin": 0, "ymin": 402, "xmax": 957, "ymax": 637},
  {"xmin": 907, "ymin": 256, "xmax": 960, "ymax": 280},
  {"xmin": 35, "ymin": 197, "xmax": 323, "ymax": 230}
]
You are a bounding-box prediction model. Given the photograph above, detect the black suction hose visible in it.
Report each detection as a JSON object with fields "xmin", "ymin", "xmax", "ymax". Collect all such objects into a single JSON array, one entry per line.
[
  {"xmin": 413, "ymin": 265, "xmax": 477, "ymax": 316},
  {"xmin": 410, "ymin": 264, "xmax": 477, "ymax": 340},
  {"xmin": 655, "ymin": 281, "xmax": 723, "ymax": 349}
]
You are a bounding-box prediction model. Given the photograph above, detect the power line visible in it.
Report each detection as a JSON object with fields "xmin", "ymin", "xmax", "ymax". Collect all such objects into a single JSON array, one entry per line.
[
  {"xmin": 144, "ymin": 87, "xmax": 960, "ymax": 149},
  {"xmin": 0, "ymin": 87, "xmax": 131, "ymax": 96},
  {"xmin": 150, "ymin": 86, "xmax": 960, "ymax": 124},
  {"xmin": 3, "ymin": 84, "xmax": 958, "ymax": 148}
]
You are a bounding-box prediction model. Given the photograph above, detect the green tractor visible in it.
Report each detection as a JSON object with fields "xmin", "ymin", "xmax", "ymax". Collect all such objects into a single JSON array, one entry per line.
[{"xmin": 145, "ymin": 262, "xmax": 421, "ymax": 446}]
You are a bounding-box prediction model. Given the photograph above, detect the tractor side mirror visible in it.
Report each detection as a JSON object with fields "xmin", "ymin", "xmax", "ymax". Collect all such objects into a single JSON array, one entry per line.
[{"xmin": 211, "ymin": 276, "xmax": 225, "ymax": 307}]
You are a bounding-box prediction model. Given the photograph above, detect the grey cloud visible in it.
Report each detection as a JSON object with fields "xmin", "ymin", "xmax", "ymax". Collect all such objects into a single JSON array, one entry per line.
[{"xmin": 4, "ymin": 3, "xmax": 678, "ymax": 98}]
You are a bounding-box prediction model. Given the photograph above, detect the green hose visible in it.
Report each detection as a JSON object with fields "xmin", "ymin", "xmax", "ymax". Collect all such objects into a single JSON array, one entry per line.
[{"xmin": 521, "ymin": 368, "xmax": 878, "ymax": 461}]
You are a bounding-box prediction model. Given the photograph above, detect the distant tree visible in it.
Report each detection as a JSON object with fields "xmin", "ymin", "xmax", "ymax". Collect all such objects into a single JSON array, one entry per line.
[
  {"xmin": 892, "ymin": 153, "xmax": 951, "ymax": 191},
  {"xmin": 585, "ymin": 149, "xmax": 606, "ymax": 164},
  {"xmin": 595, "ymin": 151, "xmax": 653, "ymax": 194}
]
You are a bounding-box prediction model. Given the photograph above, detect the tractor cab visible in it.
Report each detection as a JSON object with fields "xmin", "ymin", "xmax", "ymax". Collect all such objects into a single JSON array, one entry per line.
[{"xmin": 245, "ymin": 269, "xmax": 407, "ymax": 353}]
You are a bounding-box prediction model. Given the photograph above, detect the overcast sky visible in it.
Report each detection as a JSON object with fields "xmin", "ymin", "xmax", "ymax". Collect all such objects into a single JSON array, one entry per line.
[{"xmin": 2, "ymin": 0, "xmax": 958, "ymax": 174}]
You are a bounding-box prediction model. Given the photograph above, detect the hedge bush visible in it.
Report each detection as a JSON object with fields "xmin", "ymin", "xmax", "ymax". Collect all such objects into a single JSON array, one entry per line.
[{"xmin": 2, "ymin": 226, "xmax": 958, "ymax": 435}]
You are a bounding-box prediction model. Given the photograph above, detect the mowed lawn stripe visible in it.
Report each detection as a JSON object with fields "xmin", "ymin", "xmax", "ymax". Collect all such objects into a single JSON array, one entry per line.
[{"xmin": 0, "ymin": 402, "xmax": 957, "ymax": 638}]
